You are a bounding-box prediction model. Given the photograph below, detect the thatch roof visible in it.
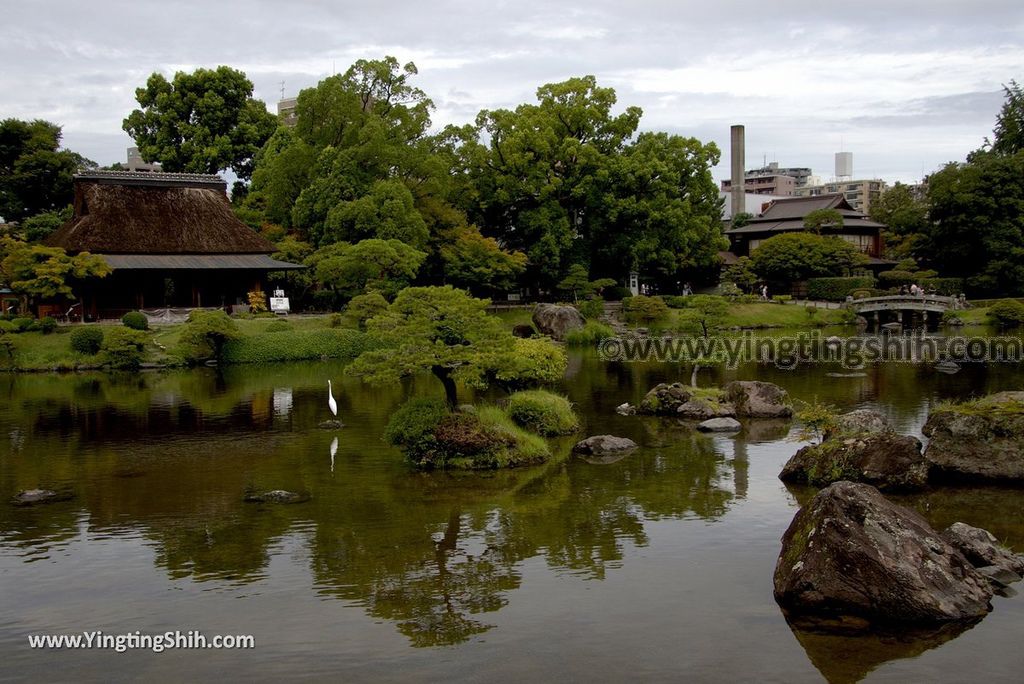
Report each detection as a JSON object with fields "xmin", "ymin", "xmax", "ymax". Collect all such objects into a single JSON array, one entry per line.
[{"xmin": 45, "ymin": 172, "xmax": 277, "ymax": 254}]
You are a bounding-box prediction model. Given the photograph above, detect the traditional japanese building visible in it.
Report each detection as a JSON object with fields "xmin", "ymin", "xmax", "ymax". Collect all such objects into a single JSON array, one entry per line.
[{"xmin": 45, "ymin": 171, "xmax": 302, "ymax": 320}]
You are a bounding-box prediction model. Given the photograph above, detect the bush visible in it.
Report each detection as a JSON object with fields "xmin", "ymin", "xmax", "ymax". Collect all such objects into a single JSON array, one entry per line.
[
  {"xmin": 248, "ymin": 291, "xmax": 267, "ymax": 313},
  {"xmin": 987, "ymin": 300, "xmax": 1024, "ymax": 327},
  {"xmin": 265, "ymin": 319, "xmax": 292, "ymax": 332},
  {"xmin": 121, "ymin": 311, "xmax": 149, "ymax": 330},
  {"xmin": 806, "ymin": 276, "xmax": 877, "ymax": 302},
  {"xmin": 70, "ymin": 326, "xmax": 104, "ymax": 355},
  {"xmin": 101, "ymin": 327, "xmax": 148, "ymax": 369},
  {"xmin": 772, "ymin": 295, "xmax": 793, "ymax": 303},
  {"xmin": 179, "ymin": 310, "xmax": 241, "ymax": 363},
  {"xmin": 384, "ymin": 397, "xmax": 450, "ymax": 458},
  {"xmin": 12, "ymin": 317, "xmax": 37, "ymax": 332},
  {"xmin": 490, "ymin": 337, "xmax": 567, "ymax": 390},
  {"xmin": 407, "ymin": 407, "xmax": 550, "ymax": 470},
  {"xmin": 622, "ymin": 295, "xmax": 668, "ymax": 323},
  {"xmin": 663, "ymin": 295, "xmax": 688, "ymax": 309},
  {"xmin": 39, "ymin": 316, "xmax": 57, "ymax": 334},
  {"xmin": 920, "ymin": 278, "xmax": 965, "ymax": 296},
  {"xmin": 328, "ymin": 313, "xmax": 345, "ymax": 328},
  {"xmin": 506, "ymin": 390, "xmax": 580, "ymax": 436},
  {"xmin": 602, "ymin": 286, "xmax": 633, "ymax": 301},
  {"xmin": 220, "ymin": 329, "xmax": 377, "ymax": 364},
  {"xmin": 577, "ymin": 298, "xmax": 605, "ymax": 320},
  {"xmin": 345, "ymin": 292, "xmax": 389, "ymax": 330},
  {"xmin": 564, "ymin": 321, "xmax": 614, "ymax": 347},
  {"xmin": 877, "ymin": 270, "xmax": 916, "ymax": 286}
]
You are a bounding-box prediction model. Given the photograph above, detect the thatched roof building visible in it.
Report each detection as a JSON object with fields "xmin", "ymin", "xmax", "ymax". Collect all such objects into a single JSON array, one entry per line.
[{"xmin": 45, "ymin": 171, "xmax": 301, "ymax": 319}]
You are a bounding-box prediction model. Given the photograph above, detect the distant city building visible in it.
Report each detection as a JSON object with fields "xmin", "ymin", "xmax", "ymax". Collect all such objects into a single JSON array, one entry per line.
[
  {"xmin": 277, "ymin": 97, "xmax": 298, "ymax": 127},
  {"xmin": 125, "ymin": 146, "xmax": 160, "ymax": 173},
  {"xmin": 720, "ymin": 173, "xmax": 798, "ymax": 196},
  {"xmin": 835, "ymin": 152, "xmax": 853, "ymax": 179},
  {"xmin": 794, "ymin": 179, "xmax": 887, "ymax": 214}
]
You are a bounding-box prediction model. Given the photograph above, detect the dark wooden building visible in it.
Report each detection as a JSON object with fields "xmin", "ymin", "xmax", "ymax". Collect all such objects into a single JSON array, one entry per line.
[
  {"xmin": 45, "ymin": 171, "xmax": 302, "ymax": 320},
  {"xmin": 724, "ymin": 194, "xmax": 892, "ymax": 270}
]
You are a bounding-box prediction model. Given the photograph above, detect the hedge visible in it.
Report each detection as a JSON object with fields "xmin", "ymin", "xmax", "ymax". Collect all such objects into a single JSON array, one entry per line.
[
  {"xmin": 806, "ymin": 276, "xmax": 877, "ymax": 302},
  {"xmin": 220, "ymin": 329, "xmax": 379, "ymax": 364},
  {"xmin": 919, "ymin": 278, "xmax": 965, "ymax": 296}
]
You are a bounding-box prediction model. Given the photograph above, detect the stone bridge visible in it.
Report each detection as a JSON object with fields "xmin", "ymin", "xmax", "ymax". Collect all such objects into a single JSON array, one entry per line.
[{"xmin": 849, "ymin": 295, "xmax": 959, "ymax": 325}]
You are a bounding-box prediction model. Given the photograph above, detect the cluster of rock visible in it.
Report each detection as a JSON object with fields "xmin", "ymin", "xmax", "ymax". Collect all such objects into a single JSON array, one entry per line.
[
  {"xmin": 774, "ymin": 481, "xmax": 1018, "ymax": 631},
  {"xmin": 630, "ymin": 380, "xmax": 793, "ymax": 420},
  {"xmin": 922, "ymin": 391, "xmax": 1024, "ymax": 483}
]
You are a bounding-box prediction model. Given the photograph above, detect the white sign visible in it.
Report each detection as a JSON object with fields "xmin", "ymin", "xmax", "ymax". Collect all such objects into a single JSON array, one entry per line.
[
  {"xmin": 273, "ymin": 289, "xmax": 285, "ymax": 298},
  {"xmin": 270, "ymin": 297, "xmax": 290, "ymax": 312}
]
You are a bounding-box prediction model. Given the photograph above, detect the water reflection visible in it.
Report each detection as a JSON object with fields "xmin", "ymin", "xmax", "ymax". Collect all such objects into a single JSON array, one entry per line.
[{"xmin": 1, "ymin": 348, "xmax": 1024, "ymax": 670}]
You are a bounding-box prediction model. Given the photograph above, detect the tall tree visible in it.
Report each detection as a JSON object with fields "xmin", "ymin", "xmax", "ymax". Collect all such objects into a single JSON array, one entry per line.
[
  {"xmin": 869, "ymin": 182, "xmax": 929, "ymax": 258},
  {"xmin": 123, "ymin": 66, "xmax": 277, "ymax": 179},
  {"xmin": 986, "ymin": 80, "xmax": 1024, "ymax": 156},
  {"xmin": 0, "ymin": 119, "xmax": 94, "ymax": 222}
]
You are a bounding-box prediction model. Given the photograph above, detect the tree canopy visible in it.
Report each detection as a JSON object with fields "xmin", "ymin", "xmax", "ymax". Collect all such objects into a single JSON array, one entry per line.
[
  {"xmin": 0, "ymin": 236, "xmax": 110, "ymax": 301},
  {"xmin": 750, "ymin": 232, "xmax": 865, "ymax": 283},
  {"xmin": 123, "ymin": 66, "xmax": 277, "ymax": 179},
  {"xmin": 0, "ymin": 119, "xmax": 93, "ymax": 222},
  {"xmin": 986, "ymin": 80, "xmax": 1024, "ymax": 156}
]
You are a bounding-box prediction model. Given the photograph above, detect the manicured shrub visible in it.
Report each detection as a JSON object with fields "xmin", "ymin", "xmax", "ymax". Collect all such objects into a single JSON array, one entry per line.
[
  {"xmin": 506, "ymin": 390, "xmax": 580, "ymax": 436},
  {"xmin": 121, "ymin": 311, "xmax": 149, "ymax": 330},
  {"xmin": 12, "ymin": 317, "xmax": 37, "ymax": 333},
  {"xmin": 345, "ymin": 291, "xmax": 389, "ymax": 329},
  {"xmin": 384, "ymin": 398, "xmax": 450, "ymax": 458},
  {"xmin": 564, "ymin": 321, "xmax": 614, "ymax": 347},
  {"xmin": 772, "ymin": 295, "xmax": 793, "ymax": 303},
  {"xmin": 39, "ymin": 316, "xmax": 57, "ymax": 334},
  {"xmin": 602, "ymin": 286, "xmax": 633, "ymax": 301},
  {"xmin": 919, "ymin": 278, "xmax": 965, "ymax": 296},
  {"xmin": 179, "ymin": 310, "xmax": 241, "ymax": 363},
  {"xmin": 877, "ymin": 270, "xmax": 916, "ymax": 286},
  {"xmin": 328, "ymin": 313, "xmax": 345, "ymax": 328},
  {"xmin": 220, "ymin": 329, "xmax": 377, "ymax": 364},
  {"xmin": 70, "ymin": 326, "xmax": 104, "ymax": 355},
  {"xmin": 806, "ymin": 276, "xmax": 877, "ymax": 302},
  {"xmin": 987, "ymin": 300, "xmax": 1024, "ymax": 327},
  {"xmin": 622, "ymin": 295, "xmax": 668, "ymax": 323},
  {"xmin": 101, "ymin": 327, "xmax": 148, "ymax": 369},
  {"xmin": 576, "ymin": 298, "xmax": 605, "ymax": 320}
]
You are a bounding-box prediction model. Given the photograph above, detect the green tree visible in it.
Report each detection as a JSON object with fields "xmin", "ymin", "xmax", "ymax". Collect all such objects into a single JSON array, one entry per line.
[
  {"xmin": 678, "ymin": 295, "xmax": 728, "ymax": 338},
  {"xmin": 0, "ymin": 119, "xmax": 94, "ymax": 222},
  {"xmin": 870, "ymin": 182, "xmax": 929, "ymax": 258},
  {"xmin": 439, "ymin": 226, "xmax": 526, "ymax": 295},
  {"xmin": 123, "ymin": 66, "xmax": 277, "ymax": 179},
  {"xmin": 20, "ymin": 206, "xmax": 71, "ymax": 242},
  {"xmin": 986, "ymin": 80, "xmax": 1024, "ymax": 156},
  {"xmin": 310, "ymin": 238, "xmax": 426, "ymax": 300},
  {"xmin": 322, "ymin": 179, "xmax": 429, "ymax": 249},
  {"xmin": 750, "ymin": 232, "xmax": 865, "ymax": 283},
  {"xmin": 802, "ymin": 208, "xmax": 844, "ymax": 233},
  {"xmin": 347, "ymin": 286, "xmax": 564, "ymax": 407},
  {"xmin": 918, "ymin": 151, "xmax": 1024, "ymax": 294},
  {"xmin": 178, "ymin": 310, "xmax": 241, "ymax": 363},
  {"xmin": 722, "ymin": 256, "xmax": 758, "ymax": 293},
  {"xmin": 246, "ymin": 127, "xmax": 316, "ymax": 228},
  {"xmin": 0, "ymin": 237, "xmax": 111, "ymax": 305}
]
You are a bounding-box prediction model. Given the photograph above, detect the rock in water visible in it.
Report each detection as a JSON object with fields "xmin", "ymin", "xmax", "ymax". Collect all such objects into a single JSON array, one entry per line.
[
  {"xmin": 922, "ymin": 392, "xmax": 1024, "ymax": 483},
  {"xmin": 774, "ymin": 482, "xmax": 992, "ymax": 630},
  {"xmin": 573, "ymin": 434, "xmax": 638, "ymax": 464},
  {"xmin": 779, "ymin": 433, "xmax": 929, "ymax": 492},
  {"xmin": 826, "ymin": 408, "xmax": 892, "ymax": 438},
  {"xmin": 11, "ymin": 489, "xmax": 71, "ymax": 506},
  {"xmin": 318, "ymin": 419, "xmax": 345, "ymax": 429},
  {"xmin": 615, "ymin": 402, "xmax": 636, "ymax": 416},
  {"xmin": 244, "ymin": 490, "xmax": 309, "ymax": 504},
  {"xmin": 531, "ymin": 303, "xmax": 585, "ymax": 341},
  {"xmin": 697, "ymin": 417, "xmax": 742, "ymax": 432},
  {"xmin": 638, "ymin": 383, "xmax": 734, "ymax": 418},
  {"xmin": 941, "ymin": 522, "xmax": 1024, "ymax": 576},
  {"xmin": 724, "ymin": 381, "xmax": 793, "ymax": 419}
]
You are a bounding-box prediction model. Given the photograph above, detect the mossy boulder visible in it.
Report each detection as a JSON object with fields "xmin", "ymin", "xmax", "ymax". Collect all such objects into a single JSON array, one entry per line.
[
  {"xmin": 826, "ymin": 409, "xmax": 892, "ymax": 439},
  {"xmin": 922, "ymin": 392, "xmax": 1024, "ymax": 483},
  {"xmin": 506, "ymin": 390, "xmax": 580, "ymax": 436},
  {"xmin": 780, "ymin": 433, "xmax": 929, "ymax": 492},
  {"xmin": 531, "ymin": 303, "xmax": 584, "ymax": 341},
  {"xmin": 638, "ymin": 383, "xmax": 734, "ymax": 418},
  {"xmin": 774, "ymin": 482, "xmax": 992, "ymax": 631},
  {"xmin": 724, "ymin": 381, "xmax": 793, "ymax": 418}
]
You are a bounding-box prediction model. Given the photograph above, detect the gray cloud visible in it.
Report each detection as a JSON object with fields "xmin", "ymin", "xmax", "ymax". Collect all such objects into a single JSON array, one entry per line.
[{"xmin": 2, "ymin": 1, "xmax": 1022, "ymax": 182}]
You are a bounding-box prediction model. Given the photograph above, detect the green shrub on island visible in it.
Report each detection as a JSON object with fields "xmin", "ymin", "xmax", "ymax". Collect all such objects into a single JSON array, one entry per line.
[
  {"xmin": 101, "ymin": 327, "xmax": 148, "ymax": 370},
  {"xmin": 506, "ymin": 390, "xmax": 579, "ymax": 436},
  {"xmin": 70, "ymin": 326, "xmax": 104, "ymax": 355},
  {"xmin": 564, "ymin": 321, "xmax": 614, "ymax": 347},
  {"xmin": 385, "ymin": 399, "xmax": 550, "ymax": 469},
  {"xmin": 622, "ymin": 295, "xmax": 668, "ymax": 323},
  {"xmin": 179, "ymin": 310, "xmax": 242, "ymax": 363},
  {"xmin": 12, "ymin": 317, "xmax": 38, "ymax": 333},
  {"xmin": 987, "ymin": 299, "xmax": 1024, "ymax": 327},
  {"xmin": 220, "ymin": 329, "xmax": 376, "ymax": 364},
  {"xmin": 576, "ymin": 298, "xmax": 605, "ymax": 320},
  {"xmin": 121, "ymin": 311, "xmax": 149, "ymax": 330}
]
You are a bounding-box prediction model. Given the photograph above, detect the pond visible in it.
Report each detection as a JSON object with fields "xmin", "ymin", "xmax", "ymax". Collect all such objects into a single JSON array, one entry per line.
[{"xmin": 1, "ymin": 342, "xmax": 1024, "ymax": 681}]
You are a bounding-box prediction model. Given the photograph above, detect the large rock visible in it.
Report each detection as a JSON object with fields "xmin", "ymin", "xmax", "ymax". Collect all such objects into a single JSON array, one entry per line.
[
  {"xmin": 779, "ymin": 433, "xmax": 929, "ymax": 492},
  {"xmin": 941, "ymin": 522, "xmax": 1024, "ymax": 577},
  {"xmin": 724, "ymin": 381, "xmax": 793, "ymax": 418},
  {"xmin": 697, "ymin": 417, "xmax": 741, "ymax": 432},
  {"xmin": 244, "ymin": 490, "xmax": 309, "ymax": 504},
  {"xmin": 531, "ymin": 304, "xmax": 585, "ymax": 341},
  {"xmin": 573, "ymin": 434, "xmax": 638, "ymax": 465},
  {"xmin": 922, "ymin": 392, "xmax": 1024, "ymax": 483},
  {"xmin": 826, "ymin": 408, "xmax": 892, "ymax": 438},
  {"xmin": 11, "ymin": 489, "xmax": 72, "ymax": 506},
  {"xmin": 638, "ymin": 383, "xmax": 734, "ymax": 418},
  {"xmin": 774, "ymin": 481, "xmax": 992, "ymax": 629}
]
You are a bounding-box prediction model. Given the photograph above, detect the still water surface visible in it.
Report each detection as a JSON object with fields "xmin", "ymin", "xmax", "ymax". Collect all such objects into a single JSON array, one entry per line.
[{"xmin": 1, "ymin": 347, "xmax": 1023, "ymax": 682}]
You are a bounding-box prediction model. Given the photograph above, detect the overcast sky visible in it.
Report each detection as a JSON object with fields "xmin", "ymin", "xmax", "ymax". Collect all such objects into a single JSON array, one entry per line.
[{"xmin": 3, "ymin": 0, "xmax": 1022, "ymax": 184}]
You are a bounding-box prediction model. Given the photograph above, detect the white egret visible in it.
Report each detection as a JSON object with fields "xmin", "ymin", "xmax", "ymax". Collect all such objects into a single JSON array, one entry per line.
[{"xmin": 328, "ymin": 380, "xmax": 338, "ymax": 417}]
